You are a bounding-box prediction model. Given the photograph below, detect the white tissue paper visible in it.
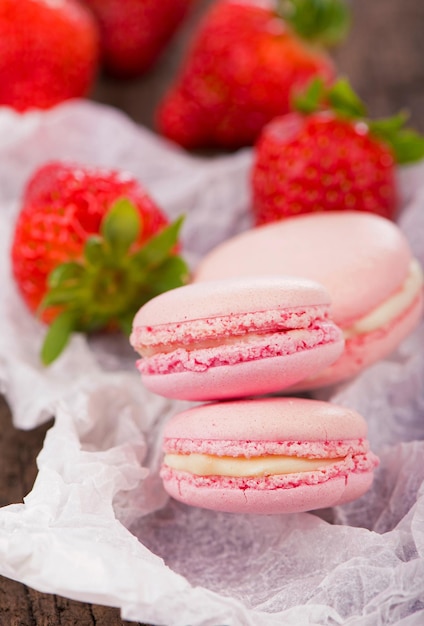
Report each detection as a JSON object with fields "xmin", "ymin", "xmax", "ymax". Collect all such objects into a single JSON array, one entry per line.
[{"xmin": 0, "ymin": 101, "xmax": 423, "ymax": 626}]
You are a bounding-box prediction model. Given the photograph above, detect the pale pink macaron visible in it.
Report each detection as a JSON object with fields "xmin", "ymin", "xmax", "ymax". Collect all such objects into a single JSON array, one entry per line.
[
  {"xmin": 130, "ymin": 276, "xmax": 344, "ymax": 401},
  {"xmin": 160, "ymin": 397, "xmax": 379, "ymax": 514},
  {"xmin": 194, "ymin": 212, "xmax": 423, "ymax": 389}
]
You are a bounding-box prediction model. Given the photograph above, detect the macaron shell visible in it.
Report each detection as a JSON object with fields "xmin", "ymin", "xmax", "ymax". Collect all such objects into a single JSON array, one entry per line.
[
  {"xmin": 193, "ymin": 212, "xmax": 413, "ymax": 328},
  {"xmin": 290, "ymin": 287, "xmax": 423, "ymax": 391},
  {"xmin": 132, "ymin": 275, "xmax": 331, "ymax": 328},
  {"xmin": 161, "ymin": 470, "xmax": 375, "ymax": 514},
  {"xmin": 161, "ymin": 398, "xmax": 377, "ymax": 514},
  {"xmin": 163, "ymin": 397, "xmax": 367, "ymax": 442},
  {"xmin": 140, "ymin": 338, "xmax": 344, "ymax": 401}
]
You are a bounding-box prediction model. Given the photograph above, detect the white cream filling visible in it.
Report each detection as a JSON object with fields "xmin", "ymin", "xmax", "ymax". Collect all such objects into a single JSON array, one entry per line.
[
  {"xmin": 344, "ymin": 259, "xmax": 423, "ymax": 339},
  {"xmin": 163, "ymin": 453, "xmax": 342, "ymax": 477}
]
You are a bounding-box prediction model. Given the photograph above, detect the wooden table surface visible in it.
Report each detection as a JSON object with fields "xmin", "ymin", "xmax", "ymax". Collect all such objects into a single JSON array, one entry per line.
[{"xmin": 1, "ymin": 1, "xmax": 423, "ymax": 624}]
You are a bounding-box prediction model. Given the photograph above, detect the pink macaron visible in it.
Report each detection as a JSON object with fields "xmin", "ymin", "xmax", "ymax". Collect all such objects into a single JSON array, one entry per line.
[
  {"xmin": 130, "ymin": 276, "xmax": 344, "ymax": 401},
  {"xmin": 194, "ymin": 212, "xmax": 423, "ymax": 389},
  {"xmin": 160, "ymin": 397, "xmax": 379, "ymax": 514}
]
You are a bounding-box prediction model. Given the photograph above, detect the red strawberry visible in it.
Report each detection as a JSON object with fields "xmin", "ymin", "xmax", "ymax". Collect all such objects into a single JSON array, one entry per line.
[
  {"xmin": 81, "ymin": 0, "xmax": 195, "ymax": 78},
  {"xmin": 0, "ymin": 0, "xmax": 100, "ymax": 112},
  {"xmin": 156, "ymin": 0, "xmax": 350, "ymax": 149},
  {"xmin": 252, "ymin": 78, "xmax": 424, "ymax": 225},
  {"xmin": 11, "ymin": 162, "xmax": 188, "ymax": 364}
]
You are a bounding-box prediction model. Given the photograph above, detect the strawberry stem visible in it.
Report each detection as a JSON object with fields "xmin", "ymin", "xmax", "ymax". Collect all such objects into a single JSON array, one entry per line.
[{"xmin": 277, "ymin": 0, "xmax": 350, "ymax": 46}]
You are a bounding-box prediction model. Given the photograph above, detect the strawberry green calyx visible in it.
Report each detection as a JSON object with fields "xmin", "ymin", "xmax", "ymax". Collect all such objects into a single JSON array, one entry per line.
[
  {"xmin": 292, "ymin": 77, "xmax": 424, "ymax": 164},
  {"xmin": 39, "ymin": 198, "xmax": 188, "ymax": 365},
  {"xmin": 369, "ymin": 113, "xmax": 424, "ymax": 165},
  {"xmin": 292, "ymin": 77, "xmax": 365, "ymax": 117},
  {"xmin": 276, "ymin": 0, "xmax": 350, "ymax": 46}
]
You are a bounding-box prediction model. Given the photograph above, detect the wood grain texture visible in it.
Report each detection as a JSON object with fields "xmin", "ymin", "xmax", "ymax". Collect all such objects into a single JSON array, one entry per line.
[
  {"xmin": 0, "ymin": 0, "xmax": 423, "ymax": 623},
  {"xmin": 333, "ymin": 0, "xmax": 424, "ymax": 131},
  {"xmin": 0, "ymin": 574, "xmax": 140, "ymax": 626},
  {"xmin": 91, "ymin": 0, "xmax": 424, "ymax": 133},
  {"xmin": 0, "ymin": 396, "xmax": 144, "ymax": 626}
]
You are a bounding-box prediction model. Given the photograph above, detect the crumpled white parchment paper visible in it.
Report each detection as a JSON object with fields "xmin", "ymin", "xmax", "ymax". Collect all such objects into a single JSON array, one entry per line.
[{"xmin": 0, "ymin": 100, "xmax": 423, "ymax": 626}]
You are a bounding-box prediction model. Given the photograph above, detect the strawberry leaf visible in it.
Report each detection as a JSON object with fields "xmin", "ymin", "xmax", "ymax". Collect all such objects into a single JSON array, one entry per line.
[
  {"xmin": 101, "ymin": 198, "xmax": 141, "ymax": 256},
  {"xmin": 47, "ymin": 261, "xmax": 84, "ymax": 288},
  {"xmin": 40, "ymin": 206, "xmax": 188, "ymax": 365},
  {"xmin": 292, "ymin": 77, "xmax": 326, "ymax": 114},
  {"xmin": 369, "ymin": 112, "xmax": 408, "ymax": 134},
  {"xmin": 132, "ymin": 216, "xmax": 185, "ymax": 271},
  {"xmin": 117, "ymin": 312, "xmax": 135, "ymax": 337},
  {"xmin": 84, "ymin": 236, "xmax": 106, "ymax": 266},
  {"xmin": 39, "ymin": 286, "xmax": 86, "ymax": 310},
  {"xmin": 41, "ymin": 310, "xmax": 77, "ymax": 366},
  {"xmin": 293, "ymin": 78, "xmax": 424, "ymax": 164},
  {"xmin": 327, "ymin": 79, "xmax": 367, "ymax": 119},
  {"xmin": 80, "ymin": 312, "xmax": 113, "ymax": 333},
  {"xmin": 147, "ymin": 256, "xmax": 189, "ymax": 297},
  {"xmin": 278, "ymin": 0, "xmax": 350, "ymax": 46},
  {"xmin": 369, "ymin": 113, "xmax": 424, "ymax": 164},
  {"xmin": 292, "ymin": 77, "xmax": 366, "ymax": 119}
]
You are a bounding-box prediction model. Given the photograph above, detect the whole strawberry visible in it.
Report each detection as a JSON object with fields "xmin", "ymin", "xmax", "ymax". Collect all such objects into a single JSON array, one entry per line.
[
  {"xmin": 156, "ymin": 0, "xmax": 350, "ymax": 149},
  {"xmin": 0, "ymin": 0, "xmax": 99, "ymax": 112},
  {"xmin": 81, "ymin": 0, "xmax": 194, "ymax": 78},
  {"xmin": 252, "ymin": 78, "xmax": 424, "ymax": 225},
  {"xmin": 11, "ymin": 162, "xmax": 188, "ymax": 364}
]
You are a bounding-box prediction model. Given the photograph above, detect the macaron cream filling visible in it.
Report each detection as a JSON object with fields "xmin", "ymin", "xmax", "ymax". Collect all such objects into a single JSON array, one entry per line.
[
  {"xmin": 163, "ymin": 452, "xmax": 343, "ymax": 477},
  {"xmin": 161, "ymin": 437, "xmax": 379, "ymax": 483},
  {"xmin": 132, "ymin": 305, "xmax": 344, "ymax": 375},
  {"xmin": 161, "ymin": 441, "xmax": 379, "ymax": 490},
  {"xmin": 132, "ymin": 305, "xmax": 331, "ymax": 355},
  {"xmin": 343, "ymin": 259, "xmax": 423, "ymax": 339}
]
